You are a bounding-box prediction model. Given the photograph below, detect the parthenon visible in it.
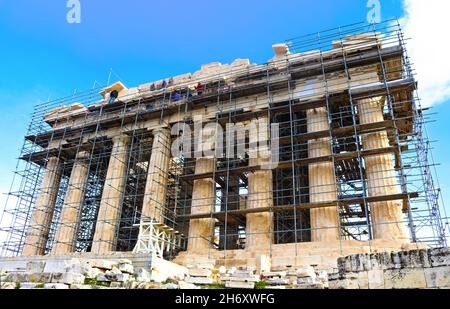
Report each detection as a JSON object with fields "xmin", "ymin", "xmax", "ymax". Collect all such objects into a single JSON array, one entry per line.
[{"xmin": 0, "ymin": 22, "xmax": 447, "ymax": 277}]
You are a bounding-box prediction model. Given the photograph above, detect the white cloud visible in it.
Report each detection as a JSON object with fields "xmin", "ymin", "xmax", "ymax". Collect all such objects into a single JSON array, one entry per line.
[{"xmin": 399, "ymin": 0, "xmax": 450, "ymax": 108}]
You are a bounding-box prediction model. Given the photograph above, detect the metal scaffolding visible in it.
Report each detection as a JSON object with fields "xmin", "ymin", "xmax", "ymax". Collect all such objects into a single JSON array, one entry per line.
[{"xmin": 0, "ymin": 19, "xmax": 448, "ymax": 260}]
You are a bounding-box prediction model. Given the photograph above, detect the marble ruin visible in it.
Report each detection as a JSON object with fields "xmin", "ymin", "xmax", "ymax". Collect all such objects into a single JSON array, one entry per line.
[{"xmin": 0, "ymin": 22, "xmax": 448, "ymax": 289}]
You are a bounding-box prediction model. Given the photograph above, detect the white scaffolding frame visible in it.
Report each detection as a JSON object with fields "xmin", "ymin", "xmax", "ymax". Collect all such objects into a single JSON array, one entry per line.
[{"xmin": 132, "ymin": 221, "xmax": 182, "ymax": 258}]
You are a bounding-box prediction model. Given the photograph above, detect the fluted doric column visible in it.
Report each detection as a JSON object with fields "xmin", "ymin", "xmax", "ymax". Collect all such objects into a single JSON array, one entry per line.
[
  {"xmin": 52, "ymin": 150, "xmax": 89, "ymax": 254},
  {"xmin": 23, "ymin": 156, "xmax": 62, "ymax": 256},
  {"xmin": 141, "ymin": 127, "xmax": 171, "ymax": 223},
  {"xmin": 187, "ymin": 158, "xmax": 215, "ymax": 252},
  {"xmin": 307, "ymin": 107, "xmax": 340, "ymax": 242},
  {"xmin": 358, "ymin": 97, "xmax": 409, "ymax": 241},
  {"xmin": 246, "ymin": 117, "xmax": 273, "ymax": 252},
  {"xmin": 91, "ymin": 135, "xmax": 130, "ymax": 253}
]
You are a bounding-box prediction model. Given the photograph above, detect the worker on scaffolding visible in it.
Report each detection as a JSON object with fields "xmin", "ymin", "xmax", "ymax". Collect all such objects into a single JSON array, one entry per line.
[
  {"xmin": 172, "ymin": 92, "xmax": 181, "ymax": 102},
  {"xmin": 108, "ymin": 90, "xmax": 119, "ymax": 104},
  {"xmin": 195, "ymin": 82, "xmax": 204, "ymax": 95}
]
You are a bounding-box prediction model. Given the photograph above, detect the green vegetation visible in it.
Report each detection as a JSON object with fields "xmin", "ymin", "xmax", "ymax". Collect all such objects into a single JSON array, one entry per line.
[
  {"xmin": 83, "ymin": 278, "xmax": 110, "ymax": 287},
  {"xmin": 162, "ymin": 278, "xmax": 178, "ymax": 285},
  {"xmin": 254, "ymin": 281, "xmax": 267, "ymax": 289},
  {"xmin": 207, "ymin": 283, "xmax": 226, "ymax": 289}
]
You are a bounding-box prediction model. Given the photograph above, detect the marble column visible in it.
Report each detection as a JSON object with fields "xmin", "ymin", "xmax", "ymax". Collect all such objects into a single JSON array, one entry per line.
[
  {"xmin": 358, "ymin": 97, "xmax": 409, "ymax": 241},
  {"xmin": 141, "ymin": 127, "xmax": 171, "ymax": 223},
  {"xmin": 307, "ymin": 107, "xmax": 340, "ymax": 242},
  {"xmin": 91, "ymin": 135, "xmax": 130, "ymax": 253},
  {"xmin": 52, "ymin": 151, "xmax": 89, "ymax": 254},
  {"xmin": 187, "ymin": 158, "xmax": 215, "ymax": 252},
  {"xmin": 246, "ymin": 117, "xmax": 273, "ymax": 252},
  {"xmin": 22, "ymin": 156, "xmax": 62, "ymax": 256}
]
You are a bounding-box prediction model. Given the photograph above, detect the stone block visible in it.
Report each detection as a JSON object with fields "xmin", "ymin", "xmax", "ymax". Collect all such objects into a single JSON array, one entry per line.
[
  {"xmin": 343, "ymin": 272, "xmax": 358, "ymax": 279},
  {"xmin": 70, "ymin": 284, "xmax": 93, "ymax": 289},
  {"xmin": 6, "ymin": 272, "xmax": 28, "ymax": 282},
  {"xmin": 424, "ymin": 266, "xmax": 450, "ymax": 288},
  {"xmin": 144, "ymin": 282, "xmax": 163, "ymax": 289},
  {"xmin": 296, "ymin": 283, "xmax": 325, "ymax": 289},
  {"xmin": 19, "ymin": 282, "xmax": 39, "ymax": 289},
  {"xmin": 70, "ymin": 260, "xmax": 92, "ymax": 275},
  {"xmin": 188, "ymin": 268, "xmax": 212, "ymax": 277},
  {"xmin": 115, "ymin": 273, "xmax": 130, "ymax": 282},
  {"xmin": 89, "ymin": 259, "xmax": 117, "ymax": 270},
  {"xmin": 429, "ymin": 248, "xmax": 450, "ymax": 267},
  {"xmin": 151, "ymin": 257, "xmax": 188, "ymax": 281},
  {"xmin": 118, "ymin": 263, "xmax": 134, "ymax": 274},
  {"xmin": 0, "ymin": 260, "xmax": 29, "ymax": 273},
  {"xmin": 135, "ymin": 268, "xmax": 150, "ymax": 283},
  {"xmin": 256, "ymin": 255, "xmax": 271, "ymax": 274},
  {"xmin": 179, "ymin": 281, "xmax": 199, "ymax": 289},
  {"xmin": 262, "ymin": 271, "xmax": 286, "ymax": 278},
  {"xmin": 395, "ymin": 250, "xmax": 429, "ymax": 269},
  {"xmin": 384, "ymin": 269, "xmax": 427, "ymax": 289},
  {"xmin": 297, "ymin": 277, "xmax": 316, "ymax": 285},
  {"xmin": 43, "ymin": 259, "xmax": 80, "ymax": 273},
  {"xmin": 327, "ymin": 271, "xmax": 340, "ymax": 281},
  {"xmin": 379, "ymin": 252, "xmax": 394, "ymax": 270},
  {"xmin": 391, "ymin": 252, "xmax": 402, "ymax": 269},
  {"xmin": 337, "ymin": 256, "xmax": 351, "ymax": 274},
  {"xmin": 26, "ymin": 261, "xmax": 45, "ymax": 273},
  {"xmin": 227, "ymin": 267, "xmax": 237, "ymax": 275},
  {"xmin": 296, "ymin": 266, "xmax": 316, "ymax": 278},
  {"xmin": 165, "ymin": 283, "xmax": 179, "ymax": 289},
  {"xmin": 126, "ymin": 281, "xmax": 142, "ymax": 289},
  {"xmin": 110, "ymin": 282, "xmax": 123, "ymax": 288},
  {"xmin": 44, "ymin": 283, "xmax": 69, "ymax": 289},
  {"xmin": 28, "ymin": 272, "xmax": 52, "ymax": 283},
  {"xmin": 328, "ymin": 279, "xmax": 359, "ymax": 289},
  {"xmin": 268, "ymin": 285, "xmax": 286, "ymax": 289},
  {"xmin": 49, "ymin": 273, "xmax": 63, "ymax": 283},
  {"xmin": 185, "ymin": 277, "xmax": 214, "ymax": 285},
  {"xmin": 96, "ymin": 273, "xmax": 110, "ymax": 282},
  {"xmin": 150, "ymin": 271, "xmax": 168, "ymax": 283},
  {"xmin": 52, "ymin": 272, "xmax": 85, "ymax": 285},
  {"xmin": 0, "ymin": 282, "xmax": 16, "ymax": 289},
  {"xmin": 233, "ymin": 270, "xmax": 256, "ymax": 277},
  {"xmin": 350, "ymin": 254, "xmax": 370, "ymax": 272},
  {"xmin": 357, "ymin": 271, "xmax": 369, "ymax": 289},
  {"xmin": 190, "ymin": 262, "xmax": 214, "ymax": 270},
  {"xmin": 85, "ymin": 267, "xmax": 102, "ymax": 279},
  {"xmin": 316, "ymin": 270, "xmax": 328, "ymax": 281},
  {"xmin": 419, "ymin": 249, "xmax": 431, "ymax": 268},
  {"xmin": 226, "ymin": 275, "xmax": 260, "ymax": 283},
  {"xmin": 105, "ymin": 267, "xmax": 124, "ymax": 281},
  {"xmin": 368, "ymin": 269, "xmax": 384, "ymax": 289},
  {"xmin": 119, "ymin": 259, "xmax": 133, "ymax": 265},
  {"xmin": 225, "ymin": 281, "xmax": 255, "ymax": 289},
  {"xmin": 266, "ymin": 277, "xmax": 290, "ymax": 285},
  {"xmin": 368, "ymin": 253, "xmax": 382, "ymax": 270}
]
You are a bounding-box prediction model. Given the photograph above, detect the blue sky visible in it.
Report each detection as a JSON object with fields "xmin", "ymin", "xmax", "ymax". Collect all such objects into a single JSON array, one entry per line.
[{"xmin": 0, "ymin": 1, "xmax": 448, "ymax": 224}]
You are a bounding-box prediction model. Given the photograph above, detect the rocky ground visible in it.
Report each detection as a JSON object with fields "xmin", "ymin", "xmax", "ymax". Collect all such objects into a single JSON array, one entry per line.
[{"xmin": 1, "ymin": 248, "xmax": 449, "ymax": 289}]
